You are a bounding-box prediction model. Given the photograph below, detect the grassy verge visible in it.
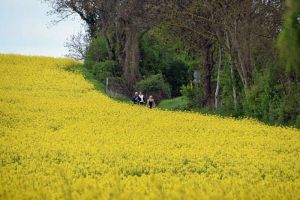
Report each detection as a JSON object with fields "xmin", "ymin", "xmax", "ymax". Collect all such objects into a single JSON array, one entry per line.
[
  {"xmin": 66, "ymin": 63, "xmax": 130, "ymax": 102},
  {"xmin": 66, "ymin": 63, "xmax": 105, "ymax": 92},
  {"xmin": 158, "ymin": 96, "xmax": 191, "ymax": 110}
]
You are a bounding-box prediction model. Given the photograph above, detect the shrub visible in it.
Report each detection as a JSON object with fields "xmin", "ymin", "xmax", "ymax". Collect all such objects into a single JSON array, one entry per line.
[
  {"xmin": 181, "ymin": 82, "xmax": 203, "ymax": 107},
  {"xmin": 92, "ymin": 60, "xmax": 119, "ymax": 82},
  {"xmin": 243, "ymin": 64, "xmax": 300, "ymax": 127},
  {"xmin": 162, "ymin": 60, "xmax": 190, "ymax": 97},
  {"xmin": 84, "ymin": 35, "xmax": 109, "ymax": 69},
  {"xmin": 278, "ymin": 85, "xmax": 300, "ymax": 127},
  {"xmin": 136, "ymin": 74, "xmax": 171, "ymax": 102}
]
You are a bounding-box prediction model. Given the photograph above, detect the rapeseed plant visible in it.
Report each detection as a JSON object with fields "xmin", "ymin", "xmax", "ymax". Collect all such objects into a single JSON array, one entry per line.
[{"xmin": 0, "ymin": 54, "xmax": 299, "ymax": 199}]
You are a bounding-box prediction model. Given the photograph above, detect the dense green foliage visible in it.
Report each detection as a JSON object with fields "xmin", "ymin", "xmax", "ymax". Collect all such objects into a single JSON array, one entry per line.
[
  {"xmin": 85, "ymin": 35, "xmax": 109, "ymax": 68},
  {"xmin": 92, "ymin": 60, "xmax": 119, "ymax": 82},
  {"xmin": 84, "ymin": 36, "xmax": 122, "ymax": 84},
  {"xmin": 157, "ymin": 96, "xmax": 190, "ymax": 110},
  {"xmin": 277, "ymin": 0, "xmax": 300, "ymax": 80},
  {"xmin": 136, "ymin": 74, "xmax": 171, "ymax": 101},
  {"xmin": 84, "ymin": 33, "xmax": 194, "ymax": 98},
  {"xmin": 244, "ymin": 64, "xmax": 299, "ymax": 127},
  {"xmin": 162, "ymin": 60, "xmax": 189, "ymax": 97},
  {"xmin": 180, "ymin": 59, "xmax": 300, "ymax": 128},
  {"xmin": 140, "ymin": 34, "xmax": 193, "ymax": 97},
  {"xmin": 80, "ymin": 2, "xmax": 299, "ymax": 128}
]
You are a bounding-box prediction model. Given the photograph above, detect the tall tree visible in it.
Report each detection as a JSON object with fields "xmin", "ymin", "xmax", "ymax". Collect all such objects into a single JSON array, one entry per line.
[
  {"xmin": 114, "ymin": 0, "xmax": 168, "ymax": 88},
  {"xmin": 277, "ymin": 0, "xmax": 300, "ymax": 81},
  {"xmin": 64, "ymin": 31, "xmax": 89, "ymax": 60},
  {"xmin": 45, "ymin": 0, "xmax": 165, "ymax": 89}
]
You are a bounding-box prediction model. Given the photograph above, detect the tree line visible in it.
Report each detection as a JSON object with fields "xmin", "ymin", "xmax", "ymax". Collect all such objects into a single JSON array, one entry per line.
[{"xmin": 45, "ymin": 0, "xmax": 300, "ymax": 128}]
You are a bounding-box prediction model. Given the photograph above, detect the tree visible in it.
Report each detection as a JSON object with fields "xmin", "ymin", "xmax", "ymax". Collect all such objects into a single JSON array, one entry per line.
[
  {"xmin": 45, "ymin": 0, "xmax": 166, "ymax": 89},
  {"xmin": 162, "ymin": 1, "xmax": 218, "ymax": 107},
  {"xmin": 114, "ymin": 0, "xmax": 169, "ymax": 89},
  {"xmin": 277, "ymin": 0, "xmax": 300, "ymax": 81},
  {"xmin": 64, "ymin": 31, "xmax": 89, "ymax": 60},
  {"xmin": 167, "ymin": 0, "xmax": 282, "ymax": 89}
]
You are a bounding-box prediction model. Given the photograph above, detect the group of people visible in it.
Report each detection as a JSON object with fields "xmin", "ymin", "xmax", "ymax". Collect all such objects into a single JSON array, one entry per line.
[{"xmin": 132, "ymin": 92, "xmax": 156, "ymax": 109}]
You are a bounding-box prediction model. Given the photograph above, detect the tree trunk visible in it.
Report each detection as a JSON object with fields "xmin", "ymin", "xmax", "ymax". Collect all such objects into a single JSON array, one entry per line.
[
  {"xmin": 230, "ymin": 60, "xmax": 238, "ymax": 112},
  {"xmin": 236, "ymin": 46, "xmax": 252, "ymax": 90},
  {"xmin": 122, "ymin": 22, "xmax": 141, "ymax": 90},
  {"xmin": 103, "ymin": 30, "xmax": 115, "ymax": 60},
  {"xmin": 225, "ymin": 32, "xmax": 238, "ymax": 111},
  {"xmin": 115, "ymin": 19, "xmax": 126, "ymax": 68},
  {"xmin": 215, "ymin": 46, "xmax": 222, "ymax": 109},
  {"xmin": 114, "ymin": 18, "xmax": 141, "ymax": 91},
  {"xmin": 228, "ymin": 19, "xmax": 253, "ymax": 91},
  {"xmin": 202, "ymin": 43, "xmax": 214, "ymax": 107}
]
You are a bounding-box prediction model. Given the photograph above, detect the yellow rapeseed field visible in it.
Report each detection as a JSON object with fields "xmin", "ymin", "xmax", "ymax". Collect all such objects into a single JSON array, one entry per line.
[{"xmin": 0, "ymin": 54, "xmax": 299, "ymax": 199}]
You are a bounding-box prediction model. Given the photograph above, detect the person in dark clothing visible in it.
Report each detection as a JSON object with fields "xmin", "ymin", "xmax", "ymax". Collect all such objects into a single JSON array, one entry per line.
[
  {"xmin": 146, "ymin": 95, "xmax": 156, "ymax": 109},
  {"xmin": 132, "ymin": 92, "xmax": 141, "ymax": 104}
]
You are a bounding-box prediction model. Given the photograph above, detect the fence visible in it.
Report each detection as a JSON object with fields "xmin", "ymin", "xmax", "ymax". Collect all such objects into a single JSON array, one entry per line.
[{"xmin": 105, "ymin": 77, "xmax": 131, "ymax": 100}]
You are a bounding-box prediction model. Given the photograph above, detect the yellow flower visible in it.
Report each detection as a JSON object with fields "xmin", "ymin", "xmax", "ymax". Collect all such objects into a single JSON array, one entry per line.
[{"xmin": 0, "ymin": 54, "xmax": 299, "ymax": 199}]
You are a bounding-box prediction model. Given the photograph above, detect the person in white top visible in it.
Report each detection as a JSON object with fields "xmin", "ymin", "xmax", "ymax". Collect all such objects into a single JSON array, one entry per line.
[{"xmin": 139, "ymin": 92, "xmax": 145, "ymax": 105}]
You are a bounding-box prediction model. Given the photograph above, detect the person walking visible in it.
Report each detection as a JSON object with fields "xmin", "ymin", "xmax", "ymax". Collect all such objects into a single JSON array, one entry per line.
[
  {"xmin": 139, "ymin": 92, "xmax": 145, "ymax": 105},
  {"xmin": 146, "ymin": 95, "xmax": 156, "ymax": 109},
  {"xmin": 132, "ymin": 92, "xmax": 140, "ymax": 104}
]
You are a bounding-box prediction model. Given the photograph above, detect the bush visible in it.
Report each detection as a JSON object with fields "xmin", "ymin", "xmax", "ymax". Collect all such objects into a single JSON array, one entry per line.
[
  {"xmin": 92, "ymin": 60, "xmax": 119, "ymax": 82},
  {"xmin": 243, "ymin": 64, "xmax": 300, "ymax": 128},
  {"xmin": 84, "ymin": 35, "xmax": 109, "ymax": 69},
  {"xmin": 136, "ymin": 74, "xmax": 171, "ymax": 102},
  {"xmin": 162, "ymin": 60, "xmax": 190, "ymax": 97},
  {"xmin": 181, "ymin": 82, "xmax": 203, "ymax": 107},
  {"xmin": 244, "ymin": 69, "xmax": 273, "ymax": 122},
  {"xmin": 140, "ymin": 35, "xmax": 163, "ymax": 76},
  {"xmin": 278, "ymin": 85, "xmax": 300, "ymax": 128},
  {"xmin": 140, "ymin": 33, "xmax": 194, "ymax": 97}
]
